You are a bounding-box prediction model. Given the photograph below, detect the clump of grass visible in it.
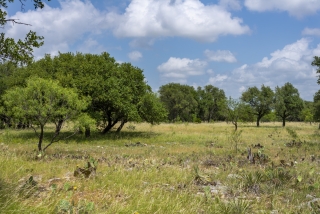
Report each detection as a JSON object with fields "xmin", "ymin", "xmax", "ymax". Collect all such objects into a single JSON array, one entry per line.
[{"xmin": 217, "ymin": 198, "xmax": 252, "ymax": 214}]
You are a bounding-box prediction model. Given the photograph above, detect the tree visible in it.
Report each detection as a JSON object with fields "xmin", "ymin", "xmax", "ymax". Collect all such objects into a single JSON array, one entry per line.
[
  {"xmin": 225, "ymin": 97, "xmax": 249, "ymax": 131},
  {"xmin": 300, "ymin": 101, "xmax": 314, "ymax": 124},
  {"xmin": 0, "ymin": 62, "xmax": 16, "ymax": 127},
  {"xmin": 3, "ymin": 77, "xmax": 87, "ymax": 151},
  {"xmin": 159, "ymin": 83, "xmax": 198, "ymax": 122},
  {"xmin": 241, "ymin": 85, "xmax": 274, "ymax": 127},
  {"xmin": 138, "ymin": 92, "xmax": 168, "ymax": 124},
  {"xmin": 274, "ymin": 83, "xmax": 304, "ymax": 127},
  {"xmin": 312, "ymin": 56, "xmax": 320, "ymax": 84},
  {"xmin": 0, "ymin": 0, "xmax": 47, "ymax": 65},
  {"xmin": 314, "ymin": 90, "xmax": 320, "ymax": 129},
  {"xmin": 197, "ymin": 85, "xmax": 226, "ymax": 122},
  {"xmin": 4, "ymin": 52, "xmax": 159, "ymax": 134}
]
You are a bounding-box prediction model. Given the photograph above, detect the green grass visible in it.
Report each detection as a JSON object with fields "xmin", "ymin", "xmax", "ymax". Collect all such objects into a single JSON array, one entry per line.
[{"xmin": 0, "ymin": 122, "xmax": 320, "ymax": 213}]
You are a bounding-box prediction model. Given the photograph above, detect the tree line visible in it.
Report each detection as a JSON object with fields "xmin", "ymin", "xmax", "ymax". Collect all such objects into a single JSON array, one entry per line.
[{"xmin": 1, "ymin": 1, "xmax": 320, "ymax": 152}]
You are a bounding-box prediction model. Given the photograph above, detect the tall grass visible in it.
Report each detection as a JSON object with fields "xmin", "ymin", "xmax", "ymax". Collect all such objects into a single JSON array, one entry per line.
[{"xmin": 0, "ymin": 122, "xmax": 319, "ymax": 213}]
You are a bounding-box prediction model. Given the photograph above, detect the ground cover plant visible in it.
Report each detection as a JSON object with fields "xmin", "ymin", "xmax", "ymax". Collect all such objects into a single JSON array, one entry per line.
[{"xmin": 0, "ymin": 122, "xmax": 320, "ymax": 213}]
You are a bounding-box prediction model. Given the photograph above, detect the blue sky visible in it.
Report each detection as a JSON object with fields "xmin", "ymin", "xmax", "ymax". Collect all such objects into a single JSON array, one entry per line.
[{"xmin": 3, "ymin": 0, "xmax": 320, "ymax": 101}]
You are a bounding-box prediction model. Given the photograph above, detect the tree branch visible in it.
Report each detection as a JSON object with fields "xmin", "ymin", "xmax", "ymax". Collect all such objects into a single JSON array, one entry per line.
[{"xmin": 3, "ymin": 19, "xmax": 31, "ymax": 26}]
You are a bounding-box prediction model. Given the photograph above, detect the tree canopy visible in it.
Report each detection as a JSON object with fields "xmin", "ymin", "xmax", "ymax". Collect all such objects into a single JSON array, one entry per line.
[
  {"xmin": 274, "ymin": 82, "xmax": 304, "ymax": 127},
  {"xmin": 3, "ymin": 77, "xmax": 87, "ymax": 151},
  {"xmin": 241, "ymin": 85, "xmax": 274, "ymax": 127},
  {"xmin": 159, "ymin": 83, "xmax": 199, "ymax": 122},
  {"xmin": 2, "ymin": 52, "xmax": 166, "ymax": 133},
  {"xmin": 197, "ymin": 85, "xmax": 226, "ymax": 122},
  {"xmin": 0, "ymin": 0, "xmax": 48, "ymax": 65},
  {"xmin": 312, "ymin": 56, "xmax": 320, "ymax": 84}
]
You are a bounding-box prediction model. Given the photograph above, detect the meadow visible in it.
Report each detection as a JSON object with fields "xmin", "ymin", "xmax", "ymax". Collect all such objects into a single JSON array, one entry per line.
[{"xmin": 0, "ymin": 122, "xmax": 320, "ymax": 213}]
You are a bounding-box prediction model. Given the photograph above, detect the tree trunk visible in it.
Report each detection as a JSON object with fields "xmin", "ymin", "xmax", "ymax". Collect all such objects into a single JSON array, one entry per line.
[
  {"xmin": 85, "ymin": 126, "xmax": 91, "ymax": 137},
  {"xmin": 282, "ymin": 117, "xmax": 286, "ymax": 127},
  {"xmin": 55, "ymin": 119, "xmax": 63, "ymax": 134},
  {"xmin": 116, "ymin": 119, "xmax": 127, "ymax": 132},
  {"xmin": 38, "ymin": 125, "xmax": 44, "ymax": 151},
  {"xmin": 256, "ymin": 116, "xmax": 260, "ymax": 127},
  {"xmin": 319, "ymin": 123, "xmax": 320, "ymax": 130},
  {"xmin": 232, "ymin": 121, "xmax": 238, "ymax": 131},
  {"xmin": 102, "ymin": 118, "xmax": 118, "ymax": 134}
]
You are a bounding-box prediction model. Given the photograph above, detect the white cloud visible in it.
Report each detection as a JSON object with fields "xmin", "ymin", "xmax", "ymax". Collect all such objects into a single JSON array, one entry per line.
[
  {"xmin": 239, "ymin": 86, "xmax": 246, "ymax": 93},
  {"xmin": 220, "ymin": 38, "xmax": 319, "ymax": 100},
  {"xmin": 302, "ymin": 28, "xmax": 320, "ymax": 37},
  {"xmin": 106, "ymin": 0, "xmax": 250, "ymax": 42},
  {"xmin": 128, "ymin": 51, "xmax": 143, "ymax": 61},
  {"xmin": 219, "ymin": 0, "xmax": 242, "ymax": 11},
  {"xmin": 5, "ymin": 0, "xmax": 107, "ymax": 58},
  {"xmin": 204, "ymin": 49, "xmax": 237, "ymax": 63},
  {"xmin": 244, "ymin": 0, "xmax": 320, "ymax": 18},
  {"xmin": 158, "ymin": 57, "xmax": 207, "ymax": 82},
  {"xmin": 208, "ymin": 74, "xmax": 228, "ymax": 84}
]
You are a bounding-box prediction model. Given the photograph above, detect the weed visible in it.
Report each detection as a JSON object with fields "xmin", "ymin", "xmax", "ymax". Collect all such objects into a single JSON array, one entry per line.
[
  {"xmin": 217, "ymin": 198, "xmax": 252, "ymax": 214},
  {"xmin": 228, "ymin": 130, "xmax": 242, "ymax": 153}
]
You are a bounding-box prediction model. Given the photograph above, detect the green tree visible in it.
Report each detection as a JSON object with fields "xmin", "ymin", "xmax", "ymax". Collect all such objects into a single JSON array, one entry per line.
[
  {"xmin": 241, "ymin": 85, "xmax": 274, "ymax": 127},
  {"xmin": 314, "ymin": 90, "xmax": 320, "ymax": 129},
  {"xmin": 312, "ymin": 56, "xmax": 320, "ymax": 84},
  {"xmin": 3, "ymin": 77, "xmax": 87, "ymax": 151},
  {"xmin": 300, "ymin": 101, "xmax": 314, "ymax": 124},
  {"xmin": 274, "ymin": 83, "xmax": 304, "ymax": 127},
  {"xmin": 225, "ymin": 97, "xmax": 248, "ymax": 131},
  {"xmin": 0, "ymin": 62, "xmax": 17, "ymax": 127},
  {"xmin": 4, "ymin": 52, "xmax": 157, "ymax": 134},
  {"xmin": 197, "ymin": 85, "xmax": 226, "ymax": 122},
  {"xmin": 0, "ymin": 0, "xmax": 47, "ymax": 65},
  {"xmin": 159, "ymin": 83, "xmax": 198, "ymax": 122},
  {"xmin": 138, "ymin": 92, "xmax": 168, "ymax": 124}
]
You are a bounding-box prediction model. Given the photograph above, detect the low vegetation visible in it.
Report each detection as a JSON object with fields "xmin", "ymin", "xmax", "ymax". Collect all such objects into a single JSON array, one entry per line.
[{"xmin": 1, "ymin": 122, "xmax": 320, "ymax": 213}]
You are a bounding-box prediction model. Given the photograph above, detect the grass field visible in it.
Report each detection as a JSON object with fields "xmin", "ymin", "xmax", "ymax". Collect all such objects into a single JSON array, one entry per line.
[{"xmin": 0, "ymin": 122, "xmax": 320, "ymax": 213}]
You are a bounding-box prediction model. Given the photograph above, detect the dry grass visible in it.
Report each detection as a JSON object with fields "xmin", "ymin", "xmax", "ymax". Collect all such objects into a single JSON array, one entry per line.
[{"xmin": 0, "ymin": 122, "xmax": 320, "ymax": 213}]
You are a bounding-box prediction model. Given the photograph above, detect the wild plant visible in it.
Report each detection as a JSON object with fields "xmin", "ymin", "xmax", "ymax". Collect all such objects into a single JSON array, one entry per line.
[
  {"xmin": 217, "ymin": 198, "xmax": 252, "ymax": 214},
  {"xmin": 228, "ymin": 130, "xmax": 242, "ymax": 153}
]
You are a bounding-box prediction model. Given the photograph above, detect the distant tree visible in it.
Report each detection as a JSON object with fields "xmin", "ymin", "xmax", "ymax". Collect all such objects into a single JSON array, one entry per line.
[
  {"xmin": 241, "ymin": 85, "xmax": 274, "ymax": 127},
  {"xmin": 312, "ymin": 56, "xmax": 320, "ymax": 84},
  {"xmin": 197, "ymin": 85, "xmax": 226, "ymax": 122},
  {"xmin": 138, "ymin": 92, "xmax": 168, "ymax": 124},
  {"xmin": 159, "ymin": 83, "xmax": 198, "ymax": 122},
  {"xmin": 314, "ymin": 90, "xmax": 320, "ymax": 129},
  {"xmin": 225, "ymin": 97, "xmax": 248, "ymax": 131},
  {"xmin": 274, "ymin": 83, "xmax": 304, "ymax": 127},
  {"xmin": 0, "ymin": 0, "xmax": 48, "ymax": 65},
  {"xmin": 3, "ymin": 77, "xmax": 88, "ymax": 151},
  {"xmin": 300, "ymin": 101, "xmax": 314, "ymax": 124}
]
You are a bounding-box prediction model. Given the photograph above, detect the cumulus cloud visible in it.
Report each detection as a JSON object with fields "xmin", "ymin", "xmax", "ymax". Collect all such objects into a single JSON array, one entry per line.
[
  {"xmin": 157, "ymin": 57, "xmax": 207, "ymax": 82},
  {"xmin": 106, "ymin": 0, "xmax": 250, "ymax": 43},
  {"xmin": 128, "ymin": 51, "xmax": 143, "ymax": 61},
  {"xmin": 219, "ymin": 38, "xmax": 320, "ymax": 100},
  {"xmin": 4, "ymin": 0, "xmax": 107, "ymax": 58},
  {"xmin": 302, "ymin": 28, "xmax": 320, "ymax": 37},
  {"xmin": 204, "ymin": 49, "xmax": 237, "ymax": 63},
  {"xmin": 208, "ymin": 74, "xmax": 228, "ymax": 84},
  {"xmin": 244, "ymin": 0, "xmax": 320, "ymax": 18}
]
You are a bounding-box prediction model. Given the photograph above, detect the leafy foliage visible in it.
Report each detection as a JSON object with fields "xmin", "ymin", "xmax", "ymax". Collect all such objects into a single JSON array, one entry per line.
[
  {"xmin": 197, "ymin": 85, "xmax": 226, "ymax": 122},
  {"xmin": 159, "ymin": 83, "xmax": 198, "ymax": 122},
  {"xmin": 0, "ymin": 0, "xmax": 48, "ymax": 65},
  {"xmin": 312, "ymin": 56, "xmax": 320, "ymax": 84},
  {"xmin": 241, "ymin": 85, "xmax": 274, "ymax": 127},
  {"xmin": 3, "ymin": 77, "xmax": 87, "ymax": 151},
  {"xmin": 274, "ymin": 82, "xmax": 304, "ymax": 127}
]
